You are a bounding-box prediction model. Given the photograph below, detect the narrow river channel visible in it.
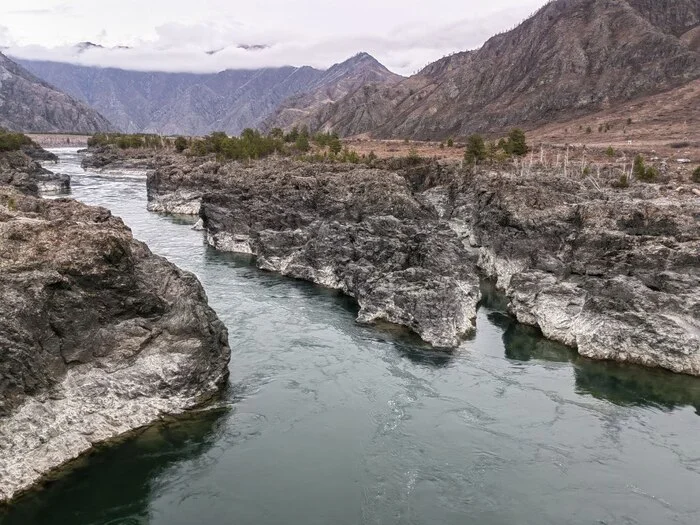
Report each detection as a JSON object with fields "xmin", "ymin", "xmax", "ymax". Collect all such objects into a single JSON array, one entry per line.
[{"xmin": 2, "ymin": 148, "xmax": 699, "ymax": 525}]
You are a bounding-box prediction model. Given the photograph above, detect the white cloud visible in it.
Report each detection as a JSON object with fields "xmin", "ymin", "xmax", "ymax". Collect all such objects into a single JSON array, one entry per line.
[
  {"xmin": 0, "ymin": 26, "xmax": 15, "ymax": 47},
  {"xmin": 1, "ymin": 0, "xmax": 546, "ymax": 75}
]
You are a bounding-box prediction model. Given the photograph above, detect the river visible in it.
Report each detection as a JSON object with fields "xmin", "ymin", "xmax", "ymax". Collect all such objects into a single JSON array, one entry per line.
[{"xmin": 1, "ymin": 148, "xmax": 699, "ymax": 525}]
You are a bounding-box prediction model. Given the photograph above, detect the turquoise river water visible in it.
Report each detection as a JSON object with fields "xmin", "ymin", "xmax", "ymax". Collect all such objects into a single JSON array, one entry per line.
[{"xmin": 1, "ymin": 149, "xmax": 699, "ymax": 525}]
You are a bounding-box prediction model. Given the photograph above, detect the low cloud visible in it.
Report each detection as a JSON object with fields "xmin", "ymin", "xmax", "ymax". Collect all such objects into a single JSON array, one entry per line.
[
  {"xmin": 0, "ymin": 25, "xmax": 15, "ymax": 47},
  {"xmin": 5, "ymin": 4, "xmax": 541, "ymax": 75}
]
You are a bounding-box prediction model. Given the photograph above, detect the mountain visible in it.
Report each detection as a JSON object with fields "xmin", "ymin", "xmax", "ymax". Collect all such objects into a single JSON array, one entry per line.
[
  {"xmin": 0, "ymin": 52, "xmax": 113, "ymax": 134},
  {"xmin": 261, "ymin": 52, "xmax": 402, "ymax": 131},
  {"xmin": 300, "ymin": 0, "xmax": 700, "ymax": 139},
  {"xmin": 17, "ymin": 53, "xmax": 397, "ymax": 136}
]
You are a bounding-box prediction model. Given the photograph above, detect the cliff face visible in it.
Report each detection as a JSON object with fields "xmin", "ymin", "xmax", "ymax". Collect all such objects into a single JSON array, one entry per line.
[
  {"xmin": 146, "ymin": 155, "xmax": 700, "ymax": 375},
  {"xmin": 0, "ymin": 53, "xmax": 113, "ymax": 134},
  {"xmin": 0, "ymin": 161, "xmax": 230, "ymax": 502},
  {"xmin": 305, "ymin": 0, "xmax": 700, "ymax": 138}
]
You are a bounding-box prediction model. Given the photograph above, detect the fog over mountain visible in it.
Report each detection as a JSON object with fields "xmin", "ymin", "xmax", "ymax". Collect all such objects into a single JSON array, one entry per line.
[{"xmin": 0, "ymin": 0, "xmax": 545, "ymax": 76}]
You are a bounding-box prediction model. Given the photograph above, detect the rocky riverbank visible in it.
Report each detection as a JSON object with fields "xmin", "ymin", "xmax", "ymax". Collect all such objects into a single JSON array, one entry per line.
[
  {"xmin": 0, "ymin": 150, "xmax": 69, "ymax": 196},
  {"xmin": 0, "ymin": 151, "xmax": 231, "ymax": 503},
  {"xmin": 81, "ymin": 145, "xmax": 174, "ymax": 172},
  {"xmin": 147, "ymin": 155, "xmax": 700, "ymax": 375}
]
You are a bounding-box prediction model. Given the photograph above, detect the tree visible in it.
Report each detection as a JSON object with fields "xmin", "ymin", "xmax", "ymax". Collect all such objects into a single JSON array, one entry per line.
[
  {"xmin": 295, "ymin": 134, "xmax": 310, "ymax": 153},
  {"xmin": 605, "ymin": 146, "xmax": 615, "ymax": 158},
  {"xmin": 507, "ymin": 128, "xmax": 529, "ymax": 156},
  {"xmin": 329, "ymin": 135, "xmax": 342, "ymax": 155},
  {"xmin": 269, "ymin": 128, "xmax": 284, "ymax": 140},
  {"xmin": 464, "ymin": 134, "xmax": 487, "ymax": 165},
  {"xmin": 447, "ymin": 138, "xmax": 454, "ymax": 148},
  {"xmin": 174, "ymin": 136, "xmax": 188, "ymax": 153}
]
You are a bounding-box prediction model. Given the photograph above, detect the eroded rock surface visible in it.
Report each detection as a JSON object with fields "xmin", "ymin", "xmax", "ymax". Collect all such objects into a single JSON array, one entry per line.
[
  {"xmin": 0, "ymin": 187, "xmax": 230, "ymax": 502},
  {"xmin": 81, "ymin": 145, "xmax": 171, "ymax": 173},
  {"xmin": 459, "ymin": 172, "xmax": 700, "ymax": 375},
  {"xmin": 147, "ymin": 155, "xmax": 700, "ymax": 374},
  {"xmin": 149, "ymin": 157, "xmax": 482, "ymax": 347},
  {"xmin": 0, "ymin": 150, "xmax": 69, "ymax": 197}
]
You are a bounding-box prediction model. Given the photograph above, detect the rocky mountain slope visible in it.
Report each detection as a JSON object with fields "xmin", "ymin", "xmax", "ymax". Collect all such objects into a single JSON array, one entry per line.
[
  {"xmin": 0, "ymin": 149, "xmax": 230, "ymax": 502},
  {"xmin": 18, "ymin": 53, "xmax": 396, "ymax": 136},
  {"xmin": 302, "ymin": 0, "xmax": 700, "ymax": 139},
  {"xmin": 0, "ymin": 53, "xmax": 113, "ymax": 134},
  {"xmin": 144, "ymin": 154, "xmax": 700, "ymax": 375},
  {"xmin": 261, "ymin": 53, "xmax": 402, "ymax": 131}
]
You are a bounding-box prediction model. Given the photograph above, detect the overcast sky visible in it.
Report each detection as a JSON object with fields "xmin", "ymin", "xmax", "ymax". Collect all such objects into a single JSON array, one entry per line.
[{"xmin": 0, "ymin": 0, "xmax": 547, "ymax": 75}]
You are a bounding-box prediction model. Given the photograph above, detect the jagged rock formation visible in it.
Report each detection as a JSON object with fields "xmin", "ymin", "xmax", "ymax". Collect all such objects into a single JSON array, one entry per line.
[
  {"xmin": 0, "ymin": 150, "xmax": 69, "ymax": 196},
  {"xmin": 0, "ymin": 184, "xmax": 231, "ymax": 502},
  {"xmin": 261, "ymin": 53, "xmax": 402, "ymax": 131},
  {"xmin": 300, "ymin": 0, "xmax": 700, "ymax": 138},
  {"xmin": 18, "ymin": 53, "xmax": 396, "ymax": 136},
  {"xmin": 148, "ymin": 158, "xmax": 482, "ymax": 346},
  {"xmin": 0, "ymin": 53, "xmax": 113, "ymax": 134},
  {"xmin": 80, "ymin": 145, "xmax": 172, "ymax": 172},
  {"xmin": 147, "ymin": 155, "xmax": 700, "ymax": 374}
]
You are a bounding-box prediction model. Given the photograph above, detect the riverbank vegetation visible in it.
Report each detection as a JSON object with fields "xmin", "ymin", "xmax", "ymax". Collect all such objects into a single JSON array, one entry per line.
[{"xmin": 0, "ymin": 129, "xmax": 33, "ymax": 152}]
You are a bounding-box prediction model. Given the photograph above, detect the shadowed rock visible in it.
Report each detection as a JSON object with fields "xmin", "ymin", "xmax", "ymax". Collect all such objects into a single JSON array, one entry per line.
[{"xmin": 0, "ymin": 187, "xmax": 230, "ymax": 502}]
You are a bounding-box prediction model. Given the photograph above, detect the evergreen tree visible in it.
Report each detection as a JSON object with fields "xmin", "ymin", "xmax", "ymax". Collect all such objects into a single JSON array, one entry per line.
[
  {"xmin": 507, "ymin": 128, "xmax": 529, "ymax": 156},
  {"xmin": 464, "ymin": 134, "xmax": 487, "ymax": 165}
]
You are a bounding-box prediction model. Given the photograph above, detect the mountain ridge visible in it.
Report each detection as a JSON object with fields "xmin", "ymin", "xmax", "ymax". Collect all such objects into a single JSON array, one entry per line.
[
  {"xmin": 298, "ymin": 0, "xmax": 700, "ymax": 139},
  {"xmin": 0, "ymin": 52, "xmax": 113, "ymax": 134},
  {"xmin": 17, "ymin": 52, "xmax": 398, "ymax": 136}
]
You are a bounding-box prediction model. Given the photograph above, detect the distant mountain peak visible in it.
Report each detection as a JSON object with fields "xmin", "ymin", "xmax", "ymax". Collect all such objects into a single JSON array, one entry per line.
[{"xmin": 75, "ymin": 41, "xmax": 104, "ymax": 52}]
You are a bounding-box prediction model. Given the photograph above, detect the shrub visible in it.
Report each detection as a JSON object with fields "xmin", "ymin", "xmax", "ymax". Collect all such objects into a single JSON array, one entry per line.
[
  {"xmin": 295, "ymin": 134, "xmax": 310, "ymax": 153},
  {"xmin": 464, "ymin": 134, "xmax": 487, "ymax": 165},
  {"xmin": 189, "ymin": 129, "xmax": 284, "ymax": 160},
  {"xmin": 605, "ymin": 146, "xmax": 615, "ymax": 157},
  {"xmin": 692, "ymin": 166, "xmax": 700, "ymax": 183},
  {"xmin": 613, "ymin": 173, "xmax": 629, "ymax": 188},
  {"xmin": 0, "ymin": 129, "xmax": 32, "ymax": 152},
  {"xmin": 447, "ymin": 138, "xmax": 454, "ymax": 148},
  {"xmin": 633, "ymin": 155, "xmax": 657, "ymax": 182},
  {"xmin": 174, "ymin": 136, "xmax": 188, "ymax": 153},
  {"xmin": 586, "ymin": 126, "xmax": 592, "ymax": 134},
  {"xmin": 87, "ymin": 133, "xmax": 163, "ymax": 150},
  {"xmin": 406, "ymin": 148, "xmax": 421, "ymax": 165}
]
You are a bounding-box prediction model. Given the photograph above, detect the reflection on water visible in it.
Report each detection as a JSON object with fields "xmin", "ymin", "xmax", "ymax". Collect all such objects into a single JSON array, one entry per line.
[
  {"xmin": 1, "ymin": 409, "xmax": 229, "ymax": 525},
  {"xmin": 489, "ymin": 311, "xmax": 700, "ymax": 414},
  {"xmin": 3, "ymin": 149, "xmax": 700, "ymax": 525}
]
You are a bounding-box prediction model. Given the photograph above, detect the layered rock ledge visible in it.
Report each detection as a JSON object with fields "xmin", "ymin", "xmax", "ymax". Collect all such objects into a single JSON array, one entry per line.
[
  {"xmin": 81, "ymin": 145, "xmax": 173, "ymax": 173},
  {"xmin": 147, "ymin": 156, "xmax": 700, "ymax": 374},
  {"xmin": 0, "ymin": 150, "xmax": 69, "ymax": 196},
  {"xmin": 0, "ymin": 184, "xmax": 230, "ymax": 502}
]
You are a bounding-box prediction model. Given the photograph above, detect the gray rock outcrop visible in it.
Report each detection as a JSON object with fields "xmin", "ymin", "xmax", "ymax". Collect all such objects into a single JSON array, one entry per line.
[
  {"xmin": 148, "ymin": 157, "xmax": 482, "ymax": 347},
  {"xmin": 147, "ymin": 155, "xmax": 699, "ymax": 374},
  {"xmin": 0, "ymin": 150, "xmax": 69, "ymax": 196},
  {"xmin": 0, "ymin": 185, "xmax": 231, "ymax": 502}
]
